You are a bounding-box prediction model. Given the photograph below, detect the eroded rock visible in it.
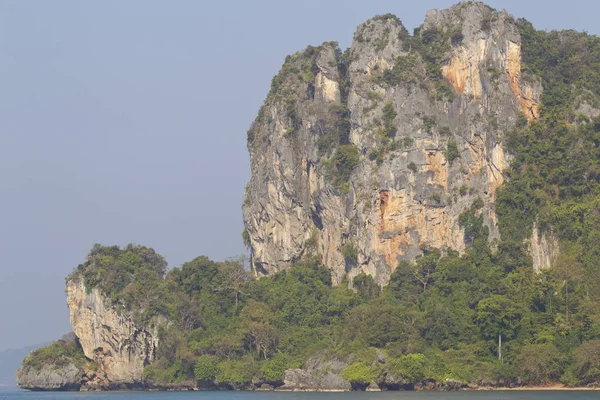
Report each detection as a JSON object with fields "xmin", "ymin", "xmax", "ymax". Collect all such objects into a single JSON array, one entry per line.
[
  {"xmin": 66, "ymin": 278, "xmax": 159, "ymax": 388},
  {"xmin": 243, "ymin": 2, "xmax": 545, "ymax": 284}
]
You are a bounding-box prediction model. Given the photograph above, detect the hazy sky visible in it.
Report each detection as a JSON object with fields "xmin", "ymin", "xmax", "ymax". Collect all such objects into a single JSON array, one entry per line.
[{"xmin": 0, "ymin": 0, "xmax": 598, "ymax": 351}]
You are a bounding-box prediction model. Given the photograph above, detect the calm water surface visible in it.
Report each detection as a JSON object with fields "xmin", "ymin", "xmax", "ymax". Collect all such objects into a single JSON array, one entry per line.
[{"xmin": 0, "ymin": 390, "xmax": 598, "ymax": 400}]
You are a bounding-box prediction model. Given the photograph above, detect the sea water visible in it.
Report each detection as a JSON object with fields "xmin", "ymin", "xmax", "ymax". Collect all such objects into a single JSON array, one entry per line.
[{"xmin": 1, "ymin": 389, "xmax": 599, "ymax": 400}]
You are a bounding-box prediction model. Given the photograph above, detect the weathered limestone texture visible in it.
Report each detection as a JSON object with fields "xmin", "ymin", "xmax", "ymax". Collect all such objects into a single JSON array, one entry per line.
[
  {"xmin": 243, "ymin": 2, "xmax": 543, "ymax": 284},
  {"xmin": 66, "ymin": 278, "xmax": 158, "ymax": 388}
]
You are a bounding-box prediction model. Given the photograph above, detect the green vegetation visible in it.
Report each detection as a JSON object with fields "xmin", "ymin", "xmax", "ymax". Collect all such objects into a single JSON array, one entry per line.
[
  {"xmin": 387, "ymin": 353, "xmax": 427, "ymax": 382},
  {"xmin": 342, "ymin": 243, "xmax": 358, "ymax": 265},
  {"xmin": 331, "ymin": 144, "xmax": 359, "ymax": 193},
  {"xmin": 316, "ymin": 103, "xmax": 351, "ymax": 156},
  {"xmin": 444, "ymin": 139, "xmax": 460, "ymax": 165},
  {"xmin": 372, "ymin": 54, "xmax": 420, "ymax": 87},
  {"xmin": 71, "ymin": 244, "xmax": 169, "ymax": 324},
  {"xmin": 269, "ymin": 45, "xmax": 324, "ymax": 97},
  {"xmin": 242, "ymin": 228, "xmax": 251, "ymax": 249},
  {"xmin": 248, "ymin": 42, "xmax": 342, "ymax": 149},
  {"xmin": 370, "ymin": 26, "xmax": 456, "ymax": 101},
  {"xmin": 56, "ymin": 13, "xmax": 600, "ymax": 391},
  {"xmin": 439, "ymin": 125, "xmax": 451, "ymax": 136},
  {"xmin": 412, "ymin": 27, "xmax": 456, "ymax": 101},
  {"xmin": 340, "ymin": 362, "xmax": 381, "ymax": 384},
  {"xmin": 422, "ymin": 116, "xmax": 437, "ymax": 133},
  {"xmin": 21, "ymin": 338, "xmax": 88, "ymax": 373},
  {"xmin": 194, "ymin": 354, "xmax": 219, "ymax": 382},
  {"xmin": 380, "ymin": 102, "xmax": 397, "ymax": 142}
]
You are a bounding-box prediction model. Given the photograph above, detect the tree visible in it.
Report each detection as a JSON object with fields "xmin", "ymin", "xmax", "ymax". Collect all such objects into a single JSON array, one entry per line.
[
  {"xmin": 218, "ymin": 256, "xmax": 249, "ymax": 310},
  {"xmin": 249, "ymin": 322, "xmax": 278, "ymax": 360},
  {"xmin": 574, "ymin": 340, "xmax": 600, "ymax": 384},
  {"xmin": 552, "ymin": 251, "xmax": 584, "ymax": 323},
  {"xmin": 342, "ymin": 300, "xmax": 411, "ymax": 347},
  {"xmin": 241, "ymin": 300, "xmax": 278, "ymax": 359},
  {"xmin": 475, "ymin": 294, "xmax": 522, "ymax": 341},
  {"xmin": 413, "ymin": 248, "xmax": 440, "ymax": 291},
  {"xmin": 194, "ymin": 354, "xmax": 220, "ymax": 382},
  {"xmin": 352, "ymin": 273, "xmax": 379, "ymax": 300},
  {"xmin": 386, "ymin": 260, "xmax": 421, "ymax": 305},
  {"xmin": 173, "ymin": 291, "xmax": 202, "ymax": 332},
  {"xmin": 260, "ymin": 353, "xmax": 295, "ymax": 383},
  {"xmin": 387, "ymin": 353, "xmax": 427, "ymax": 383},
  {"xmin": 517, "ymin": 343, "xmax": 562, "ymax": 384},
  {"xmin": 340, "ymin": 362, "xmax": 381, "ymax": 384}
]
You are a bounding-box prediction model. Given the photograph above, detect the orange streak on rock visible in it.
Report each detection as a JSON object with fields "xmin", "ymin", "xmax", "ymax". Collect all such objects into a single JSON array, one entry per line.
[{"xmin": 506, "ymin": 41, "xmax": 539, "ymax": 121}]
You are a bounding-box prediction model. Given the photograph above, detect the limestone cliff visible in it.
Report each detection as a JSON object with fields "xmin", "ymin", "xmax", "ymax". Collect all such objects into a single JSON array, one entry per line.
[
  {"xmin": 243, "ymin": 2, "xmax": 543, "ymax": 283},
  {"xmin": 530, "ymin": 223, "xmax": 559, "ymax": 273},
  {"xmin": 65, "ymin": 278, "xmax": 159, "ymax": 389}
]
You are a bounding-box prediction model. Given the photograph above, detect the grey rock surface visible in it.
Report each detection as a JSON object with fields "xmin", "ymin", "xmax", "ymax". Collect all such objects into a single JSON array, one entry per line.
[
  {"xmin": 243, "ymin": 2, "xmax": 548, "ymax": 284},
  {"xmin": 281, "ymin": 369, "xmax": 319, "ymax": 390},
  {"xmin": 66, "ymin": 278, "xmax": 160, "ymax": 389},
  {"xmin": 280, "ymin": 368, "xmax": 351, "ymax": 391},
  {"xmin": 16, "ymin": 362, "xmax": 82, "ymax": 391}
]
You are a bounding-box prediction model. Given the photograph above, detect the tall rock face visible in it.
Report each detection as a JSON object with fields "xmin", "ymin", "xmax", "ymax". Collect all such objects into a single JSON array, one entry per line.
[
  {"xmin": 243, "ymin": 2, "xmax": 542, "ymax": 284},
  {"xmin": 65, "ymin": 278, "xmax": 159, "ymax": 389}
]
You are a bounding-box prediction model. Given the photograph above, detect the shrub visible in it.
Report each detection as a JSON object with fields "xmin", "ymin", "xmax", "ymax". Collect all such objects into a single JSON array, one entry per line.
[
  {"xmin": 574, "ymin": 340, "xmax": 600, "ymax": 384},
  {"xmin": 242, "ymin": 229, "xmax": 251, "ymax": 249},
  {"xmin": 444, "ymin": 139, "xmax": 460, "ymax": 165},
  {"xmin": 481, "ymin": 16, "xmax": 493, "ymax": 32},
  {"xmin": 353, "ymin": 273, "xmax": 379, "ymax": 299},
  {"xmin": 387, "ymin": 353, "xmax": 427, "ymax": 383},
  {"xmin": 451, "ymin": 30, "xmax": 464, "ymax": 46},
  {"xmin": 517, "ymin": 343, "xmax": 562, "ymax": 384},
  {"xmin": 260, "ymin": 353, "xmax": 296, "ymax": 383},
  {"xmin": 332, "ymin": 144, "xmax": 360, "ymax": 192},
  {"xmin": 194, "ymin": 354, "xmax": 220, "ymax": 382},
  {"xmin": 422, "ymin": 116, "xmax": 437, "ymax": 133},
  {"xmin": 21, "ymin": 339, "xmax": 87, "ymax": 372},
  {"xmin": 216, "ymin": 357, "xmax": 256, "ymax": 385},
  {"xmin": 381, "ymin": 102, "xmax": 397, "ymax": 141},
  {"xmin": 340, "ymin": 362, "xmax": 381, "ymax": 383},
  {"xmin": 342, "ymin": 244, "xmax": 358, "ymax": 264}
]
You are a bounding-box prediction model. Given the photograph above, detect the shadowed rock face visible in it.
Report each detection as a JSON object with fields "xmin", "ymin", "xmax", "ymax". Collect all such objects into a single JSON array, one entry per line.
[
  {"xmin": 66, "ymin": 278, "xmax": 159, "ymax": 388},
  {"xmin": 16, "ymin": 362, "xmax": 82, "ymax": 391},
  {"xmin": 243, "ymin": 2, "xmax": 544, "ymax": 284}
]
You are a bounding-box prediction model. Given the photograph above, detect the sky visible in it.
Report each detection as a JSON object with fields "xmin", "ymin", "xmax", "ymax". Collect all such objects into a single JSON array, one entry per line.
[{"xmin": 0, "ymin": 0, "xmax": 598, "ymax": 352}]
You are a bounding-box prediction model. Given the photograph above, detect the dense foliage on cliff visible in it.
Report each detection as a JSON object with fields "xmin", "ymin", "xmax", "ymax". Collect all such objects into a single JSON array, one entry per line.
[
  {"xmin": 67, "ymin": 235, "xmax": 600, "ymax": 389},
  {"xmin": 20, "ymin": 336, "xmax": 88, "ymax": 373}
]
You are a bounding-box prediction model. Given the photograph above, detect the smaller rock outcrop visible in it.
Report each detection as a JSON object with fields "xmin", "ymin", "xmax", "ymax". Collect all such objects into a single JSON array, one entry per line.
[
  {"xmin": 280, "ymin": 369, "xmax": 319, "ymax": 390},
  {"xmin": 16, "ymin": 333, "xmax": 87, "ymax": 391},
  {"xmin": 17, "ymin": 362, "xmax": 82, "ymax": 391},
  {"xmin": 66, "ymin": 277, "xmax": 160, "ymax": 388},
  {"xmin": 530, "ymin": 223, "xmax": 559, "ymax": 273},
  {"xmin": 280, "ymin": 353, "xmax": 351, "ymax": 391},
  {"xmin": 280, "ymin": 369, "xmax": 351, "ymax": 391}
]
